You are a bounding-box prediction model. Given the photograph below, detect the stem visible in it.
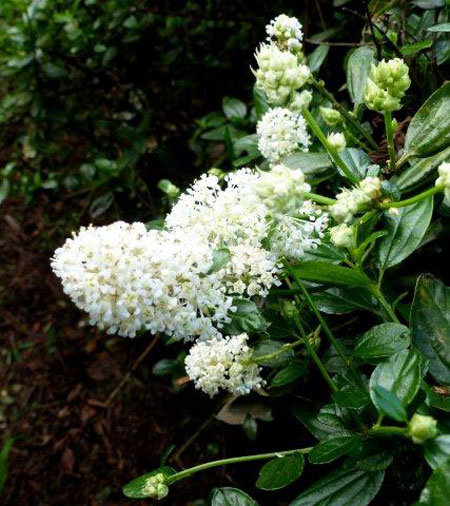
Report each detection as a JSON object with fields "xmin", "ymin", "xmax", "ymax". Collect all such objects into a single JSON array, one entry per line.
[
  {"xmin": 396, "ymin": 151, "xmax": 412, "ymax": 169},
  {"xmin": 343, "ymin": 124, "xmax": 372, "ymax": 152},
  {"xmin": 370, "ymin": 285, "xmax": 401, "ymax": 324},
  {"xmin": 169, "ymin": 447, "xmax": 313, "ymax": 483},
  {"xmin": 310, "ymin": 77, "xmax": 378, "ymax": 150},
  {"xmin": 380, "ymin": 186, "xmax": 442, "ymax": 209},
  {"xmin": 384, "ymin": 110, "xmax": 397, "ymax": 172},
  {"xmin": 302, "ymin": 107, "xmax": 359, "ymax": 185},
  {"xmin": 304, "ymin": 192, "xmax": 336, "ymax": 206},
  {"xmin": 368, "ymin": 425, "xmax": 408, "ymax": 437},
  {"xmin": 253, "ymin": 340, "xmax": 303, "ymax": 364}
]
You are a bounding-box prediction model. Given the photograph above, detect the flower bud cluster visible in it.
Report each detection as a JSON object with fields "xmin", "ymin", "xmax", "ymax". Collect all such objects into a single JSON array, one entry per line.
[
  {"xmin": 266, "ymin": 14, "xmax": 303, "ymax": 52},
  {"xmin": 408, "ymin": 414, "xmax": 438, "ymax": 444},
  {"xmin": 364, "ymin": 58, "xmax": 410, "ymax": 112},
  {"xmin": 331, "ymin": 177, "xmax": 381, "ymax": 223},
  {"xmin": 142, "ymin": 473, "xmax": 169, "ymax": 500},
  {"xmin": 435, "ymin": 161, "xmax": 450, "ymax": 205},
  {"xmin": 254, "ymin": 43, "xmax": 310, "ymax": 105},
  {"xmin": 185, "ymin": 334, "xmax": 265, "ymax": 396},
  {"xmin": 320, "ymin": 106, "xmax": 341, "ymax": 126},
  {"xmin": 257, "ymin": 107, "xmax": 310, "ymax": 162},
  {"xmin": 329, "ymin": 223, "xmax": 354, "ymax": 249}
]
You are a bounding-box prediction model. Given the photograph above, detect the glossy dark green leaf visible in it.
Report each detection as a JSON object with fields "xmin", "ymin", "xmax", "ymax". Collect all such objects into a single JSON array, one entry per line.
[
  {"xmin": 424, "ymin": 436, "xmax": 450, "ymax": 470},
  {"xmin": 416, "ymin": 459, "xmax": 450, "ymax": 505},
  {"xmin": 354, "ymin": 323, "xmax": 410, "ymax": 361},
  {"xmin": 256, "ymin": 453, "xmax": 304, "ymax": 490},
  {"xmin": 347, "ymin": 47, "xmax": 376, "ymax": 105},
  {"xmin": 271, "ymin": 363, "xmax": 307, "ymax": 387},
  {"xmin": 283, "ymin": 152, "xmax": 332, "ymax": 175},
  {"xmin": 122, "ymin": 466, "xmax": 176, "ymax": 498},
  {"xmin": 371, "ymin": 385, "xmax": 408, "ymax": 422},
  {"xmin": 301, "ymin": 243, "xmax": 346, "ymax": 265},
  {"xmin": 369, "ymin": 349, "xmax": 422, "ymax": 407},
  {"xmin": 339, "ymin": 148, "xmax": 371, "ymax": 180},
  {"xmin": 404, "ymin": 82, "xmax": 450, "ymax": 158},
  {"xmin": 356, "ymin": 440, "xmax": 395, "ymax": 471},
  {"xmin": 211, "ymin": 487, "xmax": 258, "ymax": 506},
  {"xmin": 375, "ymin": 198, "xmax": 433, "ymax": 270},
  {"xmin": 224, "ymin": 299, "xmax": 266, "ymax": 335},
  {"xmin": 332, "ymin": 386, "xmax": 370, "ymax": 409},
  {"xmin": 427, "ymin": 23, "xmax": 450, "ymax": 32},
  {"xmin": 308, "ymin": 45, "xmax": 330, "ymax": 74},
  {"xmin": 308, "ymin": 432, "xmax": 361, "ymax": 464},
  {"xmin": 290, "ymin": 466, "xmax": 384, "ymax": 506},
  {"xmin": 313, "ymin": 287, "xmax": 379, "ymax": 315},
  {"xmin": 291, "ymin": 261, "xmax": 369, "ymax": 287},
  {"xmin": 222, "ymin": 97, "xmax": 247, "ymax": 120},
  {"xmin": 411, "ymin": 275, "xmax": 450, "ymax": 384},
  {"xmin": 292, "ymin": 403, "xmax": 348, "ymax": 441},
  {"xmin": 401, "ymin": 40, "xmax": 433, "ymax": 57},
  {"xmin": 152, "ymin": 359, "xmax": 178, "ymax": 377},
  {"xmin": 422, "ymin": 381, "xmax": 450, "ymax": 413},
  {"xmin": 397, "ymin": 146, "xmax": 450, "ymax": 191}
]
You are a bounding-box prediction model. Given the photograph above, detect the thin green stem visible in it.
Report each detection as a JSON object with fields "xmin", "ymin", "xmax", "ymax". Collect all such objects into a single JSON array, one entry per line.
[
  {"xmin": 380, "ymin": 186, "xmax": 442, "ymax": 209},
  {"xmin": 302, "ymin": 107, "xmax": 359, "ymax": 185},
  {"xmin": 370, "ymin": 284, "xmax": 401, "ymax": 324},
  {"xmin": 304, "ymin": 192, "xmax": 336, "ymax": 206},
  {"xmin": 253, "ymin": 340, "xmax": 303, "ymax": 364},
  {"xmin": 343, "ymin": 124, "xmax": 372, "ymax": 152},
  {"xmin": 368, "ymin": 425, "xmax": 407, "ymax": 437},
  {"xmin": 310, "ymin": 77, "xmax": 378, "ymax": 150},
  {"xmin": 169, "ymin": 447, "xmax": 313, "ymax": 483},
  {"xmin": 384, "ymin": 110, "xmax": 397, "ymax": 172}
]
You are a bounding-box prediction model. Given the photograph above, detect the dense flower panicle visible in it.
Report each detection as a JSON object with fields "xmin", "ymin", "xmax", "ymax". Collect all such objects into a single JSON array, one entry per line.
[
  {"xmin": 185, "ymin": 334, "xmax": 265, "ymax": 396},
  {"xmin": 256, "ymin": 163, "xmax": 311, "ymax": 216},
  {"xmin": 330, "ymin": 223, "xmax": 353, "ymax": 249},
  {"xmin": 266, "ymin": 14, "xmax": 303, "ymax": 52},
  {"xmin": 254, "ymin": 43, "xmax": 310, "ymax": 105},
  {"xmin": 257, "ymin": 107, "xmax": 310, "ymax": 163},
  {"xmin": 51, "ymin": 222, "xmax": 234, "ymax": 340},
  {"xmin": 269, "ymin": 202, "xmax": 329, "ymax": 259},
  {"xmin": 331, "ymin": 177, "xmax": 381, "ymax": 223},
  {"xmin": 435, "ymin": 161, "xmax": 450, "ymax": 204}
]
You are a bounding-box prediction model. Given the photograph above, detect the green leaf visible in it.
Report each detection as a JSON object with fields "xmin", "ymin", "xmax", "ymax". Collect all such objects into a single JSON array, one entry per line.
[
  {"xmin": 271, "ymin": 363, "xmax": 307, "ymax": 387},
  {"xmin": 371, "ymin": 385, "xmax": 408, "ymax": 422},
  {"xmin": 354, "ymin": 323, "xmax": 410, "ymax": 361},
  {"xmin": 283, "ymin": 152, "xmax": 332, "ymax": 175},
  {"xmin": 369, "ymin": 349, "xmax": 422, "ymax": 408},
  {"xmin": 152, "ymin": 359, "xmax": 178, "ymax": 377},
  {"xmin": 291, "ymin": 261, "xmax": 369, "ymax": 287},
  {"xmin": 427, "ymin": 23, "xmax": 450, "ymax": 32},
  {"xmin": 313, "ymin": 287, "xmax": 379, "ymax": 315},
  {"xmin": 122, "ymin": 466, "xmax": 176, "ymax": 498},
  {"xmin": 401, "ymin": 40, "xmax": 433, "ymax": 57},
  {"xmin": 290, "ymin": 466, "xmax": 384, "ymax": 506},
  {"xmin": 375, "ymin": 198, "xmax": 433, "ymax": 270},
  {"xmin": 332, "ymin": 386, "xmax": 370, "ymax": 409},
  {"xmin": 308, "ymin": 433, "xmax": 361, "ymax": 464},
  {"xmin": 424, "ymin": 436, "xmax": 450, "ymax": 470},
  {"xmin": 211, "ymin": 487, "xmax": 258, "ymax": 506},
  {"xmin": 0, "ymin": 179, "xmax": 10, "ymax": 205},
  {"xmin": 292, "ymin": 403, "xmax": 348, "ymax": 440},
  {"xmin": 224, "ymin": 299, "xmax": 266, "ymax": 335},
  {"xmin": 411, "ymin": 274, "xmax": 450, "ymax": 384},
  {"xmin": 404, "ymin": 82, "xmax": 450, "ymax": 158},
  {"xmin": 356, "ymin": 440, "xmax": 395, "ymax": 471},
  {"xmin": 339, "ymin": 148, "xmax": 371, "ymax": 180},
  {"xmin": 416, "ymin": 459, "xmax": 450, "ymax": 505},
  {"xmin": 302, "ymin": 243, "xmax": 346, "ymax": 265},
  {"xmin": 243, "ymin": 414, "xmax": 258, "ymax": 441},
  {"xmin": 346, "ymin": 47, "xmax": 376, "ymax": 105},
  {"xmin": 208, "ymin": 248, "xmax": 231, "ymax": 274},
  {"xmin": 397, "ymin": 146, "xmax": 450, "ymax": 191},
  {"xmin": 422, "ymin": 381, "xmax": 450, "ymax": 413},
  {"xmin": 42, "ymin": 62, "xmax": 67, "ymax": 79},
  {"xmin": 253, "ymin": 340, "xmax": 294, "ymax": 367},
  {"xmin": 0, "ymin": 438, "xmax": 14, "ymax": 494},
  {"xmin": 222, "ymin": 97, "xmax": 247, "ymax": 120},
  {"xmin": 253, "ymin": 86, "xmax": 269, "ymax": 120},
  {"xmin": 256, "ymin": 453, "xmax": 304, "ymax": 490},
  {"xmin": 308, "ymin": 45, "xmax": 330, "ymax": 74}
]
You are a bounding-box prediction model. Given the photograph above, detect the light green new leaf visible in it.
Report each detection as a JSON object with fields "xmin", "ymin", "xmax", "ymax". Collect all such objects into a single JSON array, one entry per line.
[
  {"xmin": 290, "ymin": 466, "xmax": 384, "ymax": 506},
  {"xmin": 347, "ymin": 47, "xmax": 376, "ymax": 105},
  {"xmin": 211, "ymin": 487, "xmax": 258, "ymax": 506},
  {"xmin": 256, "ymin": 453, "xmax": 304, "ymax": 490},
  {"xmin": 375, "ymin": 198, "xmax": 433, "ymax": 270},
  {"xmin": 404, "ymin": 82, "xmax": 450, "ymax": 158},
  {"xmin": 354, "ymin": 323, "xmax": 410, "ymax": 361},
  {"xmin": 427, "ymin": 23, "xmax": 450, "ymax": 32},
  {"xmin": 369, "ymin": 349, "xmax": 422, "ymax": 407},
  {"xmin": 411, "ymin": 274, "xmax": 450, "ymax": 384}
]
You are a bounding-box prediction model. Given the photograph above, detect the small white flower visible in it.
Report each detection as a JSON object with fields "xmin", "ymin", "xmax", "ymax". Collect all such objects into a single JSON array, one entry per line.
[
  {"xmin": 330, "ymin": 223, "xmax": 353, "ymax": 249},
  {"xmin": 266, "ymin": 14, "xmax": 303, "ymax": 46},
  {"xmin": 327, "ymin": 132, "xmax": 346, "ymax": 152},
  {"xmin": 185, "ymin": 334, "xmax": 265, "ymax": 397},
  {"xmin": 254, "ymin": 42, "xmax": 310, "ymax": 105},
  {"xmin": 436, "ymin": 161, "xmax": 450, "ymax": 204},
  {"xmin": 257, "ymin": 107, "xmax": 310, "ymax": 163}
]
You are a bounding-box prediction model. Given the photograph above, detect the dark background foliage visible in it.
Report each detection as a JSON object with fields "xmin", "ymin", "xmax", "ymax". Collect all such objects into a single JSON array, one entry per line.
[{"xmin": 0, "ymin": 1, "xmax": 448, "ymax": 505}]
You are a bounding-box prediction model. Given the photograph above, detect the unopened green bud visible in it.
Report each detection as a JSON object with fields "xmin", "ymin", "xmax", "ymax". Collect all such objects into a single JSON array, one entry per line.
[
  {"xmin": 290, "ymin": 89, "xmax": 313, "ymax": 111},
  {"xmin": 142, "ymin": 473, "xmax": 169, "ymax": 499},
  {"xmin": 330, "ymin": 223, "xmax": 353, "ymax": 249},
  {"xmin": 320, "ymin": 107, "xmax": 341, "ymax": 126},
  {"xmin": 308, "ymin": 333, "xmax": 321, "ymax": 350},
  {"xmin": 391, "ymin": 118, "xmax": 398, "ymax": 132},
  {"xmin": 327, "ymin": 132, "xmax": 346, "ymax": 152},
  {"xmin": 282, "ymin": 300, "xmax": 297, "ymax": 320},
  {"xmin": 408, "ymin": 414, "xmax": 438, "ymax": 444}
]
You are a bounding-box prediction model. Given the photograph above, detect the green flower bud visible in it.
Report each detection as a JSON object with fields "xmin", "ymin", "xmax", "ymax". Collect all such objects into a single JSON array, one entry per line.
[
  {"xmin": 327, "ymin": 132, "xmax": 346, "ymax": 152},
  {"xmin": 391, "ymin": 118, "xmax": 398, "ymax": 132},
  {"xmin": 320, "ymin": 106, "xmax": 342, "ymax": 126},
  {"xmin": 330, "ymin": 223, "xmax": 353, "ymax": 249},
  {"xmin": 308, "ymin": 333, "xmax": 321, "ymax": 350},
  {"xmin": 408, "ymin": 414, "xmax": 438, "ymax": 444},
  {"xmin": 142, "ymin": 473, "xmax": 169, "ymax": 500},
  {"xmin": 290, "ymin": 89, "xmax": 313, "ymax": 111}
]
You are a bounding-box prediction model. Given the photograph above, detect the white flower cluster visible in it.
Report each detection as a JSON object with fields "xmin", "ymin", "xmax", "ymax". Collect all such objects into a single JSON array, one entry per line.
[
  {"xmin": 331, "ymin": 177, "xmax": 381, "ymax": 223},
  {"xmin": 254, "ymin": 43, "xmax": 310, "ymax": 105},
  {"xmin": 435, "ymin": 161, "xmax": 450, "ymax": 204},
  {"xmin": 185, "ymin": 334, "xmax": 265, "ymax": 396},
  {"xmin": 51, "ymin": 222, "xmax": 234, "ymax": 340},
  {"xmin": 330, "ymin": 223, "xmax": 353, "ymax": 249},
  {"xmin": 257, "ymin": 107, "xmax": 310, "ymax": 163},
  {"xmin": 266, "ymin": 14, "xmax": 303, "ymax": 52}
]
